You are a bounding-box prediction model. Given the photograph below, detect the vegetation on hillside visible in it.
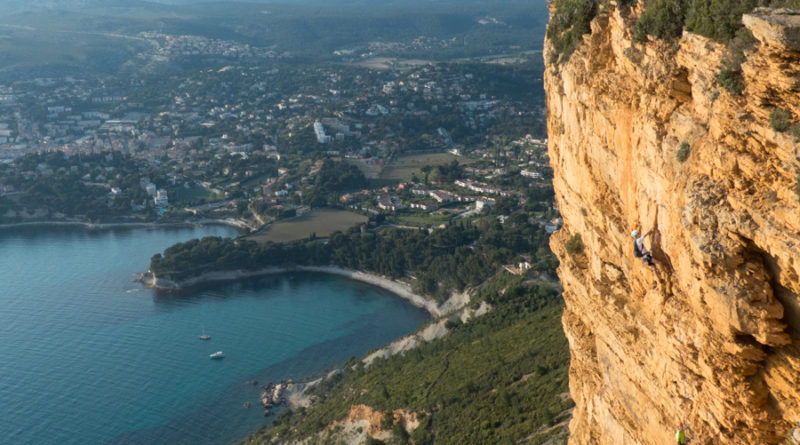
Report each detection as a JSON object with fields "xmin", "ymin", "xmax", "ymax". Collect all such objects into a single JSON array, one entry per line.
[
  {"xmin": 304, "ymin": 160, "xmax": 368, "ymax": 207},
  {"xmin": 151, "ymin": 218, "xmax": 558, "ymax": 302},
  {"xmin": 547, "ymin": 0, "xmax": 599, "ymax": 62},
  {"xmin": 241, "ymin": 275, "xmax": 572, "ymax": 445},
  {"xmin": 634, "ymin": 0, "xmax": 800, "ymax": 44},
  {"xmin": 548, "ymin": 0, "xmax": 800, "ymax": 62},
  {"xmin": 632, "ymin": 0, "xmax": 688, "ymax": 42}
]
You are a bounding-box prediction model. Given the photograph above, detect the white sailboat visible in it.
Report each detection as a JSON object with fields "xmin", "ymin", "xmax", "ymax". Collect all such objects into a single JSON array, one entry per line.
[{"xmin": 199, "ymin": 325, "xmax": 211, "ymax": 340}]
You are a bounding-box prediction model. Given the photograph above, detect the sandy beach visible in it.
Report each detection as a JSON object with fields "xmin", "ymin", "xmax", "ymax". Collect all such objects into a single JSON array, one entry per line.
[{"xmin": 145, "ymin": 265, "xmax": 443, "ymax": 317}]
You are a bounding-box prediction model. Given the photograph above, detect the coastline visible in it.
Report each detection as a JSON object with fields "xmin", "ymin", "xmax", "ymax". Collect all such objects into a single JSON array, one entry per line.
[
  {"xmin": 0, "ymin": 217, "xmax": 250, "ymax": 231},
  {"xmin": 144, "ymin": 265, "xmax": 443, "ymax": 317}
]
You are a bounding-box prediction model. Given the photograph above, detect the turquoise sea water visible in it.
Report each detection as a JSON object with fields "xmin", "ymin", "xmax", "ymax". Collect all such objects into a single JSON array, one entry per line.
[{"xmin": 0, "ymin": 226, "xmax": 428, "ymax": 445}]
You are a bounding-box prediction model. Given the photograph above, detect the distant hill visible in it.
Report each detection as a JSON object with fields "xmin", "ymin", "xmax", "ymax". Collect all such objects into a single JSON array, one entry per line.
[
  {"xmin": 3, "ymin": 0, "xmax": 534, "ymax": 13},
  {"xmin": 3, "ymin": 0, "xmax": 144, "ymax": 13},
  {"xmin": 0, "ymin": 0, "xmax": 548, "ymax": 77}
]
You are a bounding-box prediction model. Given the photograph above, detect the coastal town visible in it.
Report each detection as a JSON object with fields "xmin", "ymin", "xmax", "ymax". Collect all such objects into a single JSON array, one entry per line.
[{"xmin": 0, "ymin": 56, "xmax": 557, "ymax": 236}]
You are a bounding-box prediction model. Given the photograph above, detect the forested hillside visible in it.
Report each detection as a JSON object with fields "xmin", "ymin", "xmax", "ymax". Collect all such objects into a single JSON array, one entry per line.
[{"xmin": 242, "ymin": 275, "xmax": 571, "ymax": 445}]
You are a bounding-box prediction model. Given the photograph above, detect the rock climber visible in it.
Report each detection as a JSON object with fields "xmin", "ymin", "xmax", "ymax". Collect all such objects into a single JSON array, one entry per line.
[
  {"xmin": 631, "ymin": 229, "xmax": 656, "ymax": 267},
  {"xmin": 675, "ymin": 423, "xmax": 687, "ymax": 444}
]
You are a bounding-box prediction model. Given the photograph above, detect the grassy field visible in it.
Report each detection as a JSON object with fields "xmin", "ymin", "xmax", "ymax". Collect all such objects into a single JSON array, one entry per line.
[
  {"xmin": 396, "ymin": 213, "xmax": 451, "ymax": 227},
  {"xmin": 172, "ymin": 184, "xmax": 213, "ymax": 205},
  {"xmin": 380, "ymin": 152, "xmax": 468, "ymax": 181},
  {"xmin": 350, "ymin": 57, "xmax": 434, "ymax": 70},
  {"xmin": 248, "ymin": 209, "xmax": 367, "ymax": 243},
  {"xmin": 452, "ymin": 49, "xmax": 543, "ymax": 65},
  {"xmin": 346, "ymin": 158, "xmax": 382, "ymax": 179}
]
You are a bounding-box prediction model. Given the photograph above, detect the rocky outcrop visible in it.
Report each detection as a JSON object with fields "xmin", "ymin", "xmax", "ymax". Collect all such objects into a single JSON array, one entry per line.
[
  {"xmin": 339, "ymin": 404, "xmax": 421, "ymax": 437},
  {"xmin": 291, "ymin": 404, "xmax": 422, "ymax": 445},
  {"xmin": 545, "ymin": 5, "xmax": 800, "ymax": 445}
]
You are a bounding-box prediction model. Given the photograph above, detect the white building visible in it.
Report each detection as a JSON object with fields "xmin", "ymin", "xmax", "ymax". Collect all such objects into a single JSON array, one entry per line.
[
  {"xmin": 521, "ymin": 169, "xmax": 542, "ymax": 179},
  {"xmin": 154, "ymin": 189, "xmax": 169, "ymax": 208},
  {"xmin": 313, "ymin": 121, "xmax": 332, "ymax": 143},
  {"xmin": 475, "ymin": 199, "xmax": 494, "ymax": 211}
]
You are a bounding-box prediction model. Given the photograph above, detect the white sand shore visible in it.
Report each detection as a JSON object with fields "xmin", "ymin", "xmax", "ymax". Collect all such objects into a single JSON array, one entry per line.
[
  {"xmin": 298, "ymin": 266, "xmax": 441, "ymax": 317},
  {"xmin": 145, "ymin": 265, "xmax": 443, "ymax": 317}
]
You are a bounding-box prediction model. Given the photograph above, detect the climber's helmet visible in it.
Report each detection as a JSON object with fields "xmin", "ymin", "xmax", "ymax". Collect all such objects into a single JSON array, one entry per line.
[{"xmin": 631, "ymin": 230, "xmax": 639, "ymax": 238}]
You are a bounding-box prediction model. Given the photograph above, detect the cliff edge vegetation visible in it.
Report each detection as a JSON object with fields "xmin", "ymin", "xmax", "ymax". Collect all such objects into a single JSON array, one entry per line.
[{"xmin": 548, "ymin": 0, "xmax": 800, "ymax": 63}]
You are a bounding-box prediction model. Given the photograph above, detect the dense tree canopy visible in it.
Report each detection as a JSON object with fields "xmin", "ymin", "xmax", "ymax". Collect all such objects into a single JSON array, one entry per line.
[
  {"xmin": 304, "ymin": 160, "xmax": 367, "ymax": 207},
  {"xmin": 151, "ymin": 217, "xmax": 557, "ymax": 302}
]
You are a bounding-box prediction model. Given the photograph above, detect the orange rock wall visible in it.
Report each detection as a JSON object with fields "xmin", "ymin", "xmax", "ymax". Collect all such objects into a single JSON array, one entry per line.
[{"xmin": 545, "ymin": 6, "xmax": 800, "ymax": 444}]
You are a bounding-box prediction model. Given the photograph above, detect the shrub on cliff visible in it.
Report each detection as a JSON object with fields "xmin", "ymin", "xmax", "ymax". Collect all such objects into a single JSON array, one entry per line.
[
  {"xmin": 770, "ymin": 108, "xmax": 793, "ymax": 132},
  {"xmin": 791, "ymin": 124, "xmax": 800, "ymax": 141},
  {"xmin": 565, "ymin": 233, "xmax": 585, "ymax": 256},
  {"xmin": 717, "ymin": 66, "xmax": 744, "ymax": 95},
  {"xmin": 547, "ymin": 0, "xmax": 598, "ymax": 61},
  {"xmin": 634, "ymin": 0, "xmax": 798, "ymax": 45},
  {"xmin": 684, "ymin": 0, "xmax": 761, "ymax": 43},
  {"xmin": 715, "ymin": 28, "xmax": 757, "ymax": 95},
  {"xmin": 633, "ymin": 0, "xmax": 687, "ymax": 43},
  {"xmin": 676, "ymin": 141, "xmax": 691, "ymax": 162}
]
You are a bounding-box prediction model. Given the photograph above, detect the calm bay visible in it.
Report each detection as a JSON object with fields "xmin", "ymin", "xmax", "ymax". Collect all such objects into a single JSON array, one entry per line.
[{"xmin": 0, "ymin": 225, "xmax": 428, "ymax": 444}]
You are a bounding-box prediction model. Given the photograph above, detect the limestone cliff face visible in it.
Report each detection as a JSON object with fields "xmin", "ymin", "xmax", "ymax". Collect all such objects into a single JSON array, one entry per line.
[{"xmin": 545, "ymin": 6, "xmax": 800, "ymax": 444}]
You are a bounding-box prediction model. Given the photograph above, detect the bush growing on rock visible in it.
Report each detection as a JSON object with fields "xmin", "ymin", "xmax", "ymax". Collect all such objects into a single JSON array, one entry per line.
[
  {"xmin": 565, "ymin": 233, "xmax": 585, "ymax": 256},
  {"xmin": 715, "ymin": 28, "xmax": 757, "ymax": 95},
  {"xmin": 717, "ymin": 66, "xmax": 744, "ymax": 95},
  {"xmin": 770, "ymin": 108, "xmax": 793, "ymax": 132},
  {"xmin": 676, "ymin": 141, "xmax": 691, "ymax": 162},
  {"xmin": 633, "ymin": 0, "xmax": 687, "ymax": 43},
  {"xmin": 790, "ymin": 124, "xmax": 800, "ymax": 141},
  {"xmin": 632, "ymin": 0, "xmax": 796, "ymax": 45},
  {"xmin": 547, "ymin": 0, "xmax": 598, "ymax": 61}
]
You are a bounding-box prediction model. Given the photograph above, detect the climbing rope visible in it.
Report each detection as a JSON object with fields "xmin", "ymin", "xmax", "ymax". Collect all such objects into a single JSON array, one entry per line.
[
  {"xmin": 640, "ymin": 223, "xmax": 692, "ymax": 440},
  {"xmin": 656, "ymin": 229, "xmax": 692, "ymax": 440}
]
